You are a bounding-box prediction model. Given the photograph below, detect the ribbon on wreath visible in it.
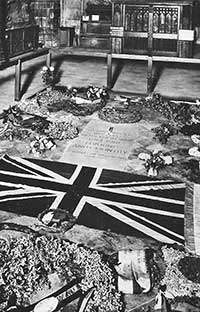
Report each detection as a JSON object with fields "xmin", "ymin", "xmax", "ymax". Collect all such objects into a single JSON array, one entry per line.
[{"xmin": 114, "ymin": 249, "xmax": 152, "ymax": 294}]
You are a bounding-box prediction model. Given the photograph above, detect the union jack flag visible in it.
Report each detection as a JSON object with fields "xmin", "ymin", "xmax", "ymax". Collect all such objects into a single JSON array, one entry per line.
[{"xmin": 0, "ymin": 154, "xmax": 185, "ymax": 245}]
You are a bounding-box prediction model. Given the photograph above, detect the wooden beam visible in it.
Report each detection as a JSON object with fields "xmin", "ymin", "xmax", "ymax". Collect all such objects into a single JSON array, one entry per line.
[
  {"xmin": 0, "ymin": 48, "xmax": 50, "ymax": 70},
  {"xmin": 111, "ymin": 54, "xmax": 148, "ymax": 60},
  {"xmin": 107, "ymin": 53, "xmax": 113, "ymax": 89},
  {"xmin": 0, "ymin": 48, "xmax": 50, "ymax": 102},
  {"xmin": 15, "ymin": 59, "xmax": 22, "ymax": 101},
  {"xmin": 152, "ymin": 55, "xmax": 200, "ymax": 64},
  {"xmin": 111, "ymin": 53, "xmax": 200, "ymax": 64}
]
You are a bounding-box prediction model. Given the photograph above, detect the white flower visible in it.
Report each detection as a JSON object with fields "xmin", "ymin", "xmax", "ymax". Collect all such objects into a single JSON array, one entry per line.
[
  {"xmin": 49, "ymin": 66, "xmax": 54, "ymax": 72},
  {"xmin": 162, "ymin": 155, "xmax": 173, "ymax": 165},
  {"xmin": 148, "ymin": 167, "xmax": 157, "ymax": 176},
  {"xmin": 138, "ymin": 152, "xmax": 150, "ymax": 161},
  {"xmin": 188, "ymin": 146, "xmax": 200, "ymax": 157},
  {"xmin": 152, "ymin": 149, "xmax": 161, "ymax": 155},
  {"xmin": 191, "ymin": 134, "xmax": 200, "ymax": 145},
  {"xmin": 42, "ymin": 66, "xmax": 48, "ymax": 71}
]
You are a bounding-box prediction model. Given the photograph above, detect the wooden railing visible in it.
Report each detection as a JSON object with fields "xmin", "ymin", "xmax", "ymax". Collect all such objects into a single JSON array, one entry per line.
[
  {"xmin": 1, "ymin": 46, "xmax": 200, "ymax": 101},
  {"xmin": 106, "ymin": 52, "xmax": 200, "ymax": 95},
  {"xmin": 0, "ymin": 47, "xmax": 50, "ymax": 101}
]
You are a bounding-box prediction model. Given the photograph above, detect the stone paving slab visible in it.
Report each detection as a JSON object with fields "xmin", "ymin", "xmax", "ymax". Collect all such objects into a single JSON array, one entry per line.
[
  {"xmin": 155, "ymin": 63, "xmax": 200, "ymax": 99},
  {"xmin": 112, "ymin": 60, "xmax": 148, "ymax": 94}
]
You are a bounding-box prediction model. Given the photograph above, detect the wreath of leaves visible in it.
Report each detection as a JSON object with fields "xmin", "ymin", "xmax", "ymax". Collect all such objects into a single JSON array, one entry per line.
[
  {"xmin": 178, "ymin": 257, "xmax": 200, "ymax": 284},
  {"xmin": 98, "ymin": 106, "xmax": 142, "ymax": 123},
  {"xmin": 138, "ymin": 93, "xmax": 200, "ymax": 129},
  {"xmin": 0, "ymin": 234, "xmax": 123, "ymax": 312},
  {"xmin": 37, "ymin": 86, "xmax": 109, "ymax": 116},
  {"xmin": 161, "ymin": 246, "xmax": 200, "ymax": 299},
  {"xmin": 0, "ymin": 104, "xmax": 79, "ymax": 149}
]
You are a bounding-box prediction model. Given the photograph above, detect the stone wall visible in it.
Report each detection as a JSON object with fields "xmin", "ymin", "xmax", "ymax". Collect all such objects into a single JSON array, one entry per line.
[{"xmin": 6, "ymin": 0, "xmax": 35, "ymax": 29}]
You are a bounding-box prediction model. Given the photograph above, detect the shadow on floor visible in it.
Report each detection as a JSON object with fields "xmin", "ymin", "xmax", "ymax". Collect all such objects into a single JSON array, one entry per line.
[
  {"xmin": 20, "ymin": 58, "xmax": 64, "ymax": 98},
  {"xmin": 110, "ymin": 60, "xmax": 124, "ymax": 89}
]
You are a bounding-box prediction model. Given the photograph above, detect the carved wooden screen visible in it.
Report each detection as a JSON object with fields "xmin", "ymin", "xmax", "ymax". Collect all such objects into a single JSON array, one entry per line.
[
  {"xmin": 113, "ymin": 3, "xmax": 123, "ymax": 26},
  {"xmin": 124, "ymin": 5, "xmax": 149, "ymax": 53},
  {"xmin": 111, "ymin": 3, "xmax": 124, "ymax": 52},
  {"xmin": 119, "ymin": 3, "xmax": 180, "ymax": 55},
  {"xmin": 152, "ymin": 6, "xmax": 179, "ymax": 54}
]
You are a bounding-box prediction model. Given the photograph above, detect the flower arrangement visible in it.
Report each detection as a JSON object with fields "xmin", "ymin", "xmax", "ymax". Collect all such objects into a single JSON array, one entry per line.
[
  {"xmin": 41, "ymin": 66, "xmax": 55, "ymax": 88},
  {"xmin": 29, "ymin": 135, "xmax": 56, "ymax": 156},
  {"xmin": 98, "ymin": 105, "xmax": 142, "ymax": 123},
  {"xmin": 152, "ymin": 123, "xmax": 178, "ymax": 144},
  {"xmin": 37, "ymin": 85, "xmax": 109, "ymax": 116},
  {"xmin": 138, "ymin": 151, "xmax": 173, "ymax": 176},
  {"xmin": 85, "ymin": 86, "xmax": 109, "ymax": 101},
  {"xmin": 136, "ymin": 93, "xmax": 200, "ymax": 130},
  {"xmin": 0, "ymin": 105, "xmax": 34, "ymax": 140},
  {"xmin": 0, "ymin": 235, "xmax": 123, "ymax": 312},
  {"xmin": 144, "ymin": 151, "xmax": 165, "ymax": 176},
  {"xmin": 178, "ymin": 256, "xmax": 200, "ymax": 284},
  {"xmin": 0, "ymin": 125, "xmax": 32, "ymax": 141},
  {"xmin": 0, "ymin": 101, "xmax": 79, "ymax": 152},
  {"xmin": 45, "ymin": 120, "xmax": 79, "ymax": 140},
  {"xmin": 0, "ymin": 105, "xmax": 23, "ymax": 126},
  {"xmin": 17, "ymin": 98, "xmax": 49, "ymax": 117},
  {"xmin": 161, "ymin": 246, "xmax": 200, "ymax": 298}
]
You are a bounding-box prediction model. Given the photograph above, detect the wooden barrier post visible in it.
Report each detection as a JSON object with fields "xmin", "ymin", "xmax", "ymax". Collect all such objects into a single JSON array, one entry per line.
[
  {"xmin": 107, "ymin": 53, "xmax": 112, "ymax": 89},
  {"xmin": 147, "ymin": 56, "xmax": 153, "ymax": 94},
  {"xmin": 15, "ymin": 59, "xmax": 22, "ymax": 101},
  {"xmin": 147, "ymin": 5, "xmax": 153, "ymax": 94},
  {"xmin": 46, "ymin": 49, "xmax": 51, "ymax": 67}
]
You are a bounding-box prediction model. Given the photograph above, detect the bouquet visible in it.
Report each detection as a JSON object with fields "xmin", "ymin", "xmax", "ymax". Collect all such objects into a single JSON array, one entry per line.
[
  {"xmin": 138, "ymin": 150, "xmax": 173, "ymax": 176},
  {"xmin": 41, "ymin": 66, "xmax": 55, "ymax": 88},
  {"xmin": 29, "ymin": 135, "xmax": 56, "ymax": 156},
  {"xmin": 152, "ymin": 123, "xmax": 177, "ymax": 144}
]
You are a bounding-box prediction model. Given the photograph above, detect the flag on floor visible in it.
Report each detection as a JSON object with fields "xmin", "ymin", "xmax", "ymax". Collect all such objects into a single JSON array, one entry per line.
[{"xmin": 0, "ymin": 154, "xmax": 185, "ymax": 244}]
